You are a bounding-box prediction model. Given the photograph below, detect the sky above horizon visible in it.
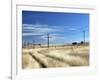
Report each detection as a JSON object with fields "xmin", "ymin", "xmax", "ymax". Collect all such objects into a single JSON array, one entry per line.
[{"xmin": 22, "ymin": 11, "xmax": 89, "ymax": 45}]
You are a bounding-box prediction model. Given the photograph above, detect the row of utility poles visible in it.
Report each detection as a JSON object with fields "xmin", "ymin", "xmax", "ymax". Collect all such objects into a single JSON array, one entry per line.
[
  {"xmin": 46, "ymin": 30, "xmax": 86, "ymax": 48},
  {"xmin": 23, "ymin": 30, "xmax": 86, "ymax": 48}
]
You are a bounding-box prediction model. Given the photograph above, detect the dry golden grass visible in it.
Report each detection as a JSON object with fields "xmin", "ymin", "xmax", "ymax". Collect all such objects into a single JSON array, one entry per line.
[
  {"xmin": 22, "ymin": 52, "xmax": 40, "ymax": 69},
  {"xmin": 22, "ymin": 45, "xmax": 89, "ymax": 69}
]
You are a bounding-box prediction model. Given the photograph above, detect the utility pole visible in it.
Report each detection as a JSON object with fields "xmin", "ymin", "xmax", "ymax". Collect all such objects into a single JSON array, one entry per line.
[
  {"xmin": 33, "ymin": 40, "xmax": 35, "ymax": 48},
  {"xmin": 83, "ymin": 30, "xmax": 85, "ymax": 43},
  {"xmin": 27, "ymin": 41, "xmax": 30, "ymax": 48},
  {"xmin": 33, "ymin": 40, "xmax": 35, "ymax": 45},
  {"xmin": 47, "ymin": 33, "xmax": 50, "ymax": 48}
]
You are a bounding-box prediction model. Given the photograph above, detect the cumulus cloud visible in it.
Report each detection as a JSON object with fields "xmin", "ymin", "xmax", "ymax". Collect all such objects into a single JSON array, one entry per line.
[
  {"xmin": 22, "ymin": 33, "xmax": 44, "ymax": 36},
  {"xmin": 22, "ymin": 24, "xmax": 61, "ymax": 36},
  {"xmin": 22, "ymin": 23, "xmax": 77, "ymax": 37},
  {"xmin": 41, "ymin": 33, "xmax": 64, "ymax": 42}
]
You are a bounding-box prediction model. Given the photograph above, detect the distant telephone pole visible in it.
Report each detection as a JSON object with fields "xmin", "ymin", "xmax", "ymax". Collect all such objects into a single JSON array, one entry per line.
[
  {"xmin": 83, "ymin": 30, "xmax": 85, "ymax": 43},
  {"xmin": 46, "ymin": 33, "xmax": 52, "ymax": 48},
  {"xmin": 33, "ymin": 40, "xmax": 35, "ymax": 45},
  {"xmin": 47, "ymin": 34, "xmax": 50, "ymax": 48}
]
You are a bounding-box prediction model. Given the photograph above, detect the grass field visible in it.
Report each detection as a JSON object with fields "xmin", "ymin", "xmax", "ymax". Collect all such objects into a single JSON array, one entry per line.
[{"xmin": 22, "ymin": 45, "xmax": 89, "ymax": 69}]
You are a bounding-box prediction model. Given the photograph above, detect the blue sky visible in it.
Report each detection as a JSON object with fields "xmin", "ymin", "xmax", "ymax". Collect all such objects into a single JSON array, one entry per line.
[{"xmin": 22, "ymin": 11, "xmax": 89, "ymax": 45}]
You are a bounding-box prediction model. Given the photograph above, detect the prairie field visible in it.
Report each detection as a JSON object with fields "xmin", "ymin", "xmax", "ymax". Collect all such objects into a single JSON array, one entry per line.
[{"xmin": 22, "ymin": 45, "xmax": 89, "ymax": 69}]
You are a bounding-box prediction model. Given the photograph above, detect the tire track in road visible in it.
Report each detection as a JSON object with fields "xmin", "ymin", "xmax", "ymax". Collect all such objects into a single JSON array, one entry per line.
[
  {"xmin": 36, "ymin": 50, "xmax": 70, "ymax": 67},
  {"xmin": 23, "ymin": 46, "xmax": 89, "ymax": 68},
  {"xmin": 29, "ymin": 49, "xmax": 70, "ymax": 68},
  {"xmin": 29, "ymin": 52, "xmax": 47, "ymax": 68},
  {"xmin": 37, "ymin": 50, "xmax": 88, "ymax": 66},
  {"xmin": 37, "ymin": 51, "xmax": 69, "ymax": 65}
]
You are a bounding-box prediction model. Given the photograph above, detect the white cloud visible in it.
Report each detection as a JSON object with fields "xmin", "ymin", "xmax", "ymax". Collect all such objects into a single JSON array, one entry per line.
[
  {"xmin": 22, "ymin": 33, "xmax": 44, "ymax": 36},
  {"xmin": 23, "ymin": 24, "xmax": 34, "ymax": 27},
  {"xmin": 22, "ymin": 24, "xmax": 61, "ymax": 36},
  {"xmin": 22, "ymin": 23, "xmax": 77, "ymax": 36},
  {"xmin": 23, "ymin": 24, "xmax": 49, "ymax": 28},
  {"xmin": 23, "ymin": 27, "xmax": 58, "ymax": 35},
  {"xmin": 41, "ymin": 33, "xmax": 64, "ymax": 42},
  {"xmin": 68, "ymin": 28, "xmax": 77, "ymax": 31}
]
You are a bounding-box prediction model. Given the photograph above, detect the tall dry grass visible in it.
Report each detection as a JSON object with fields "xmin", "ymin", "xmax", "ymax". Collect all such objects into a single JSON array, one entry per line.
[
  {"xmin": 22, "ymin": 52, "xmax": 40, "ymax": 69},
  {"xmin": 22, "ymin": 45, "xmax": 89, "ymax": 69}
]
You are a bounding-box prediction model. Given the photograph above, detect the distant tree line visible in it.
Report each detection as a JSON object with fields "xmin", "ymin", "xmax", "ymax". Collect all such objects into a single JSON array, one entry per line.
[{"xmin": 72, "ymin": 41, "xmax": 86, "ymax": 45}]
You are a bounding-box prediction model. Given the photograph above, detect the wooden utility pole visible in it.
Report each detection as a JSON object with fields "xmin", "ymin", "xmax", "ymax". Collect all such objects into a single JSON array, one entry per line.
[
  {"xmin": 32, "ymin": 40, "xmax": 35, "ymax": 48},
  {"xmin": 83, "ymin": 30, "xmax": 85, "ymax": 43},
  {"xmin": 47, "ymin": 33, "xmax": 50, "ymax": 48},
  {"xmin": 46, "ymin": 33, "xmax": 53, "ymax": 48}
]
